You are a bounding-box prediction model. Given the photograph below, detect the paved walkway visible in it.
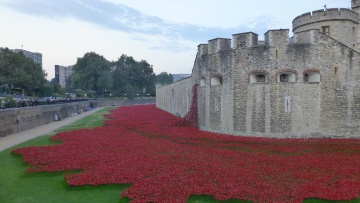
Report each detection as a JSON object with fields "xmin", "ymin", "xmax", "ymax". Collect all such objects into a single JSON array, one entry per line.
[{"xmin": 0, "ymin": 107, "xmax": 104, "ymax": 151}]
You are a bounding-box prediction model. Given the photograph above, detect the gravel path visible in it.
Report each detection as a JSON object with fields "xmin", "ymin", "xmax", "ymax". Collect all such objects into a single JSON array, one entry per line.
[{"xmin": 0, "ymin": 107, "xmax": 104, "ymax": 151}]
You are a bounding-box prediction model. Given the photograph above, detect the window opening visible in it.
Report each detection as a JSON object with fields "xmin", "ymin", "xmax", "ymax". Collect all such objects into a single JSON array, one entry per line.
[
  {"xmin": 284, "ymin": 96, "xmax": 291, "ymax": 113},
  {"xmin": 304, "ymin": 74, "xmax": 309, "ymax": 82},
  {"xmin": 214, "ymin": 98, "xmax": 219, "ymax": 111},
  {"xmin": 211, "ymin": 76, "xmax": 223, "ymax": 86},
  {"xmin": 353, "ymin": 27, "xmax": 356, "ymax": 38},
  {"xmin": 280, "ymin": 74, "xmax": 288, "ymax": 82},
  {"xmin": 321, "ymin": 26, "xmax": 330, "ymax": 36},
  {"xmin": 256, "ymin": 74, "xmax": 266, "ymax": 82},
  {"xmin": 200, "ymin": 78, "xmax": 206, "ymax": 86}
]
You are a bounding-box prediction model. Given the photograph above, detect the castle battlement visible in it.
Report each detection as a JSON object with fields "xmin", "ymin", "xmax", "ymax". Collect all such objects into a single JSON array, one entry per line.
[
  {"xmin": 232, "ymin": 32, "xmax": 258, "ymax": 48},
  {"xmin": 292, "ymin": 8, "xmax": 359, "ymax": 31},
  {"xmin": 208, "ymin": 38, "xmax": 231, "ymax": 54},
  {"xmin": 199, "ymin": 29, "xmax": 327, "ymax": 57},
  {"xmin": 264, "ymin": 29, "xmax": 289, "ymax": 46},
  {"xmin": 352, "ymin": 0, "xmax": 360, "ymax": 9},
  {"xmin": 158, "ymin": 1, "xmax": 360, "ymax": 138},
  {"xmin": 198, "ymin": 44, "xmax": 209, "ymax": 56},
  {"xmin": 293, "ymin": 29, "xmax": 320, "ymax": 44}
]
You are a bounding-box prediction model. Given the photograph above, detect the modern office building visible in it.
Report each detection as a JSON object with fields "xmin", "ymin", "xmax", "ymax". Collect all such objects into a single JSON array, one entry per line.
[{"xmin": 55, "ymin": 65, "xmax": 73, "ymax": 87}]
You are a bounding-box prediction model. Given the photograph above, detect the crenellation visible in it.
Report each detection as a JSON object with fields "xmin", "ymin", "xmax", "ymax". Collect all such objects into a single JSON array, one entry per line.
[
  {"xmin": 352, "ymin": 0, "xmax": 360, "ymax": 8},
  {"xmin": 293, "ymin": 8, "xmax": 359, "ymax": 31},
  {"xmin": 232, "ymin": 32, "xmax": 258, "ymax": 48},
  {"xmin": 208, "ymin": 38, "xmax": 231, "ymax": 54},
  {"xmin": 198, "ymin": 44, "xmax": 208, "ymax": 56},
  {"xmin": 156, "ymin": 2, "xmax": 360, "ymax": 138},
  {"xmin": 264, "ymin": 29, "xmax": 289, "ymax": 46},
  {"xmin": 293, "ymin": 29, "xmax": 320, "ymax": 44}
]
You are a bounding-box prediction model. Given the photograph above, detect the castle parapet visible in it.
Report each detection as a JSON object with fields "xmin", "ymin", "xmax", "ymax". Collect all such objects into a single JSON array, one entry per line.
[
  {"xmin": 264, "ymin": 29, "xmax": 289, "ymax": 46},
  {"xmin": 208, "ymin": 38, "xmax": 231, "ymax": 54},
  {"xmin": 352, "ymin": 0, "xmax": 360, "ymax": 9},
  {"xmin": 232, "ymin": 32, "xmax": 258, "ymax": 48},
  {"xmin": 198, "ymin": 44, "xmax": 209, "ymax": 56},
  {"xmin": 293, "ymin": 8, "xmax": 359, "ymax": 31},
  {"xmin": 293, "ymin": 29, "xmax": 320, "ymax": 44}
]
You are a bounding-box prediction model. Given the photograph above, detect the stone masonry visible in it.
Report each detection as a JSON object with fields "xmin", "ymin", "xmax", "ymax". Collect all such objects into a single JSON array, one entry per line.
[
  {"xmin": 156, "ymin": 1, "xmax": 360, "ymax": 138},
  {"xmin": 0, "ymin": 98, "xmax": 155, "ymax": 137}
]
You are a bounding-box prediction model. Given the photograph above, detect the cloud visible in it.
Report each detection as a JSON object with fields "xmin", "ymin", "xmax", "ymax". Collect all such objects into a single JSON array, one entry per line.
[{"xmin": 2, "ymin": 0, "xmax": 272, "ymax": 51}]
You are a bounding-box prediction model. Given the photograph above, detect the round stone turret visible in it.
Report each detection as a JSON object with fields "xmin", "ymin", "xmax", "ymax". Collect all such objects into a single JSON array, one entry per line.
[
  {"xmin": 352, "ymin": 0, "xmax": 360, "ymax": 15},
  {"xmin": 352, "ymin": 0, "xmax": 360, "ymax": 9},
  {"xmin": 292, "ymin": 8, "xmax": 359, "ymax": 49}
]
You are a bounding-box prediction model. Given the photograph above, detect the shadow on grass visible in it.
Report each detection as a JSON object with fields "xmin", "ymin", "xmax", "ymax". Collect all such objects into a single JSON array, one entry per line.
[
  {"xmin": 187, "ymin": 195, "xmax": 251, "ymax": 203},
  {"xmin": 304, "ymin": 197, "xmax": 360, "ymax": 203}
]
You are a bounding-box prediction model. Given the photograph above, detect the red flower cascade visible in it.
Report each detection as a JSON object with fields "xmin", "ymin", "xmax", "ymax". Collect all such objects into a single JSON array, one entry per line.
[
  {"xmin": 12, "ymin": 104, "xmax": 360, "ymax": 203},
  {"xmin": 173, "ymin": 83, "xmax": 198, "ymax": 128}
]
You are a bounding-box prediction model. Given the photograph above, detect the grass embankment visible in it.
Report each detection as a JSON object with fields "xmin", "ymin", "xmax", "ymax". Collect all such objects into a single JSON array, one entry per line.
[
  {"xmin": 0, "ymin": 107, "xmax": 359, "ymax": 203},
  {"xmin": 0, "ymin": 107, "xmax": 129, "ymax": 203}
]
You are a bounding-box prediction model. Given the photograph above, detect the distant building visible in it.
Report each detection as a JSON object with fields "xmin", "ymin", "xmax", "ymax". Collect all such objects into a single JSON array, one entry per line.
[
  {"xmin": 55, "ymin": 65, "xmax": 73, "ymax": 87},
  {"xmin": 172, "ymin": 74, "xmax": 191, "ymax": 82},
  {"xmin": 12, "ymin": 49, "xmax": 42, "ymax": 66}
]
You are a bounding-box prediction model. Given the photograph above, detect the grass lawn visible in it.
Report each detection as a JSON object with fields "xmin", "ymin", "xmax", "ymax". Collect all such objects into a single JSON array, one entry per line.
[
  {"xmin": 0, "ymin": 107, "xmax": 129, "ymax": 203},
  {"xmin": 0, "ymin": 106, "xmax": 359, "ymax": 203}
]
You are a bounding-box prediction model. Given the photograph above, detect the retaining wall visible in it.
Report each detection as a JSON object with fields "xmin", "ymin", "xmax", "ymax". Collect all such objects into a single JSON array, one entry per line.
[{"xmin": 0, "ymin": 98, "xmax": 155, "ymax": 137}]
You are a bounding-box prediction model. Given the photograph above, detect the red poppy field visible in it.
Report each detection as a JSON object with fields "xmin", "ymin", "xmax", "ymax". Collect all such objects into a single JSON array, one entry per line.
[{"xmin": 12, "ymin": 104, "xmax": 360, "ymax": 203}]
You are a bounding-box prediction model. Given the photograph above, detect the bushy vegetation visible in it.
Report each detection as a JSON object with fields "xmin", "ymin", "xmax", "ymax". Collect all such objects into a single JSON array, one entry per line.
[{"xmin": 67, "ymin": 53, "xmax": 158, "ymax": 98}]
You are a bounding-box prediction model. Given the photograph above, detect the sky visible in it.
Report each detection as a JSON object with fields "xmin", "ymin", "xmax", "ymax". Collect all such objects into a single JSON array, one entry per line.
[{"xmin": 0, "ymin": 0, "xmax": 351, "ymax": 80}]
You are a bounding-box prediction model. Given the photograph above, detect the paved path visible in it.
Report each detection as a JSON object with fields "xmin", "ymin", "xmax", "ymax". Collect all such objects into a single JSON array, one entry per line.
[{"xmin": 0, "ymin": 107, "xmax": 104, "ymax": 151}]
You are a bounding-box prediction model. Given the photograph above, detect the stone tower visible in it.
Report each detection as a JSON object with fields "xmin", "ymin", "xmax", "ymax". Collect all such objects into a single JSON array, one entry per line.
[
  {"xmin": 292, "ymin": 7, "xmax": 359, "ymax": 50},
  {"xmin": 352, "ymin": 0, "xmax": 360, "ymax": 49},
  {"xmin": 352, "ymin": 0, "xmax": 360, "ymax": 14}
]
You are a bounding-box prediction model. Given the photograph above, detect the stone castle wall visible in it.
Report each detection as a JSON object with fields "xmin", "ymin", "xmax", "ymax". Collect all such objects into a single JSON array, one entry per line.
[
  {"xmin": 292, "ymin": 8, "xmax": 359, "ymax": 49},
  {"xmin": 0, "ymin": 98, "xmax": 155, "ymax": 137},
  {"xmin": 0, "ymin": 101, "xmax": 91, "ymax": 137},
  {"xmin": 156, "ymin": 78, "xmax": 194, "ymax": 117},
  {"xmin": 156, "ymin": 28, "xmax": 360, "ymax": 138},
  {"xmin": 156, "ymin": 5, "xmax": 360, "ymax": 138}
]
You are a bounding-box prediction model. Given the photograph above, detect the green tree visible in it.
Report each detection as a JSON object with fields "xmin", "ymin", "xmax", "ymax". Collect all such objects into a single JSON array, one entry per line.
[
  {"xmin": 0, "ymin": 48, "xmax": 47, "ymax": 95},
  {"xmin": 112, "ymin": 54, "xmax": 156, "ymax": 97},
  {"xmin": 70, "ymin": 52, "xmax": 112, "ymax": 97},
  {"xmin": 156, "ymin": 72, "xmax": 173, "ymax": 85},
  {"xmin": 36, "ymin": 84, "xmax": 53, "ymax": 97},
  {"xmin": 52, "ymin": 83, "xmax": 65, "ymax": 96},
  {"xmin": 75, "ymin": 89, "xmax": 86, "ymax": 98}
]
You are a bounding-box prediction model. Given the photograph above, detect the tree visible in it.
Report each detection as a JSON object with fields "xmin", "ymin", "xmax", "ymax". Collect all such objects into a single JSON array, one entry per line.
[
  {"xmin": 75, "ymin": 89, "xmax": 86, "ymax": 98},
  {"xmin": 69, "ymin": 52, "xmax": 112, "ymax": 97},
  {"xmin": 156, "ymin": 72, "xmax": 173, "ymax": 85},
  {"xmin": 52, "ymin": 83, "xmax": 65, "ymax": 96},
  {"xmin": 112, "ymin": 54, "xmax": 156, "ymax": 97},
  {"xmin": 0, "ymin": 48, "xmax": 47, "ymax": 95}
]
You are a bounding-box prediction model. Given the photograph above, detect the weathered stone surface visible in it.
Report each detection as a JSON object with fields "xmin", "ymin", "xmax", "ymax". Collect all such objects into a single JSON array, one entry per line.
[
  {"xmin": 0, "ymin": 98, "xmax": 155, "ymax": 137},
  {"xmin": 156, "ymin": 4, "xmax": 360, "ymax": 138}
]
